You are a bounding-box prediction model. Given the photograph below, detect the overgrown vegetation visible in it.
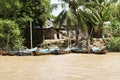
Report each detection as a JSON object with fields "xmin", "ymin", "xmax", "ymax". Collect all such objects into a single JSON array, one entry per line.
[
  {"xmin": 110, "ymin": 20, "xmax": 120, "ymax": 37},
  {"xmin": 0, "ymin": 0, "xmax": 120, "ymax": 51},
  {"xmin": 110, "ymin": 3, "xmax": 120, "ymax": 37},
  {"xmin": 0, "ymin": 0, "xmax": 51, "ymax": 49},
  {"xmin": 107, "ymin": 37, "xmax": 120, "ymax": 52},
  {"xmin": 106, "ymin": 2, "xmax": 120, "ymax": 52},
  {"xmin": 0, "ymin": 19, "xmax": 24, "ymax": 51},
  {"xmin": 53, "ymin": 0, "xmax": 120, "ymax": 52}
]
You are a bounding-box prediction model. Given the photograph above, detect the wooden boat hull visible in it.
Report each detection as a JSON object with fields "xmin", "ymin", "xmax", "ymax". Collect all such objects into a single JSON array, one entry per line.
[
  {"xmin": 71, "ymin": 49, "xmax": 88, "ymax": 53},
  {"xmin": 93, "ymin": 50, "xmax": 107, "ymax": 54}
]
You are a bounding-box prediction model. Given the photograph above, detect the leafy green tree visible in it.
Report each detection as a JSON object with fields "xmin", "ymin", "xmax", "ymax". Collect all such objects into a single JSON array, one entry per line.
[
  {"xmin": 85, "ymin": 0, "xmax": 118, "ymax": 38},
  {"xmin": 17, "ymin": 0, "xmax": 51, "ymax": 48},
  {"xmin": 110, "ymin": 3, "xmax": 120, "ymax": 37},
  {"xmin": 107, "ymin": 37, "xmax": 120, "ymax": 52},
  {"xmin": 19, "ymin": 0, "xmax": 50, "ymax": 27},
  {"xmin": 0, "ymin": 0, "xmax": 51, "ymax": 48},
  {"xmin": 0, "ymin": 19, "xmax": 23, "ymax": 50},
  {"xmin": 0, "ymin": 0, "xmax": 21, "ymax": 19}
]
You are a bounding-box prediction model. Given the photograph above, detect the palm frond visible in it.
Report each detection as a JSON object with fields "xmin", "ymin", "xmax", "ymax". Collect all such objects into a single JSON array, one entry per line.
[
  {"xmin": 66, "ymin": 8, "xmax": 77, "ymax": 30},
  {"xmin": 55, "ymin": 9, "xmax": 67, "ymax": 28},
  {"xmin": 77, "ymin": 10, "xmax": 88, "ymax": 33},
  {"xmin": 102, "ymin": 7, "xmax": 111, "ymax": 20}
]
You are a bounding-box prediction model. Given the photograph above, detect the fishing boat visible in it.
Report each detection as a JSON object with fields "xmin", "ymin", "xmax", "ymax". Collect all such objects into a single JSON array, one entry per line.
[
  {"xmin": 92, "ymin": 47, "xmax": 107, "ymax": 54},
  {"xmin": 71, "ymin": 48, "xmax": 89, "ymax": 53},
  {"xmin": 35, "ymin": 46, "xmax": 60, "ymax": 55}
]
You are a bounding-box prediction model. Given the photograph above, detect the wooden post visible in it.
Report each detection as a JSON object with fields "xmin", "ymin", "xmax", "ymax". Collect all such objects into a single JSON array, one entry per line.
[
  {"xmin": 30, "ymin": 21, "xmax": 33, "ymax": 55},
  {"xmin": 7, "ymin": 34, "xmax": 10, "ymax": 52}
]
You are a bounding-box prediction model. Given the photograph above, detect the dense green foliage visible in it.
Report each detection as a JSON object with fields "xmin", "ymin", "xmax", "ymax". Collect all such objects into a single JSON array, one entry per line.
[
  {"xmin": 0, "ymin": 0, "xmax": 120, "ymax": 50},
  {"xmin": 85, "ymin": 0, "xmax": 118, "ymax": 38},
  {"xmin": 106, "ymin": 3, "xmax": 120, "ymax": 53},
  {"xmin": 107, "ymin": 37, "xmax": 120, "ymax": 52},
  {"xmin": 0, "ymin": 0, "xmax": 51, "ymax": 49},
  {"xmin": 18, "ymin": 0, "xmax": 50, "ymax": 28},
  {"xmin": 0, "ymin": 0, "xmax": 21, "ymax": 19},
  {"xmin": 110, "ymin": 3, "xmax": 120, "ymax": 37},
  {"xmin": 18, "ymin": 0, "xmax": 50, "ymax": 48},
  {"xmin": 0, "ymin": 19, "xmax": 23, "ymax": 50},
  {"xmin": 110, "ymin": 20, "xmax": 120, "ymax": 37}
]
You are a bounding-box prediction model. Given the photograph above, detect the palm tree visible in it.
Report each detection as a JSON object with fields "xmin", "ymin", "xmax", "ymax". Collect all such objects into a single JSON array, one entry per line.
[
  {"xmin": 85, "ymin": 0, "xmax": 118, "ymax": 38},
  {"xmin": 52, "ymin": 0, "xmax": 118, "ymax": 46},
  {"xmin": 54, "ymin": 0, "xmax": 89, "ymax": 45}
]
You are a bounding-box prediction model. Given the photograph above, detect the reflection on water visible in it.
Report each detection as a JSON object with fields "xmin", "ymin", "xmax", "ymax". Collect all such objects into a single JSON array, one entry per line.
[{"xmin": 0, "ymin": 53, "xmax": 120, "ymax": 80}]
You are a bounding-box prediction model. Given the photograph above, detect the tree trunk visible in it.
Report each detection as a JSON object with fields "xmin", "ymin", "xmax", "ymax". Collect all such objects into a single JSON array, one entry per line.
[
  {"xmin": 75, "ymin": 25, "xmax": 79, "ymax": 46},
  {"xmin": 57, "ymin": 30, "xmax": 60, "ymax": 39},
  {"xmin": 92, "ymin": 24, "xmax": 103, "ymax": 38},
  {"xmin": 7, "ymin": 34, "xmax": 10, "ymax": 51},
  {"xmin": 97, "ymin": 23, "xmax": 103, "ymax": 38}
]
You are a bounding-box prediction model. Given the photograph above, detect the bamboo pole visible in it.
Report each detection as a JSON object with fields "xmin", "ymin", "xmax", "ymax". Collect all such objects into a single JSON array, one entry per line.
[{"xmin": 30, "ymin": 21, "xmax": 33, "ymax": 55}]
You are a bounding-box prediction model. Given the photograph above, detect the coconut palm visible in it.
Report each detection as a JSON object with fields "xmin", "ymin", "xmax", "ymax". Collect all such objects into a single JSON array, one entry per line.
[
  {"xmin": 52, "ymin": 0, "xmax": 118, "ymax": 46},
  {"xmin": 54, "ymin": 0, "xmax": 90, "ymax": 45},
  {"xmin": 84, "ymin": 0, "xmax": 118, "ymax": 38}
]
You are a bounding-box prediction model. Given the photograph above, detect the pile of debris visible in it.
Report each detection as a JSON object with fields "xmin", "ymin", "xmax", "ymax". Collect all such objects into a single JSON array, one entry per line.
[
  {"xmin": 89, "ymin": 38, "xmax": 109, "ymax": 54},
  {"xmin": 72, "ymin": 38, "xmax": 109, "ymax": 54}
]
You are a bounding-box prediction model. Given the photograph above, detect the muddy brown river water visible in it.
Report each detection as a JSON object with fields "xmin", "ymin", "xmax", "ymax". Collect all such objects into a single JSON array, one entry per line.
[{"xmin": 0, "ymin": 52, "xmax": 120, "ymax": 80}]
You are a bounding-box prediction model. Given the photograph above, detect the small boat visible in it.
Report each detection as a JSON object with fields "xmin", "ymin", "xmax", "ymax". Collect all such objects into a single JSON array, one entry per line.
[
  {"xmin": 93, "ymin": 49, "xmax": 107, "ymax": 54},
  {"xmin": 0, "ymin": 51, "xmax": 11, "ymax": 56},
  {"xmin": 23, "ymin": 47, "xmax": 37, "ymax": 53},
  {"xmin": 37, "ymin": 49, "xmax": 53, "ymax": 55},
  {"xmin": 63, "ymin": 47, "xmax": 71, "ymax": 52},
  {"xmin": 70, "ymin": 46, "xmax": 88, "ymax": 53},
  {"xmin": 35, "ymin": 46, "xmax": 60, "ymax": 55},
  {"xmin": 92, "ymin": 47, "xmax": 107, "ymax": 54},
  {"xmin": 71, "ymin": 49, "xmax": 89, "ymax": 53},
  {"xmin": 61, "ymin": 47, "xmax": 77, "ymax": 54}
]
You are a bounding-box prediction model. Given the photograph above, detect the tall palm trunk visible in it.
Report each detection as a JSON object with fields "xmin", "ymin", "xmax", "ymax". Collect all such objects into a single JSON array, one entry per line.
[
  {"xmin": 97, "ymin": 22, "xmax": 103, "ymax": 38},
  {"xmin": 72, "ymin": 2, "xmax": 79, "ymax": 46},
  {"xmin": 75, "ymin": 25, "xmax": 79, "ymax": 46}
]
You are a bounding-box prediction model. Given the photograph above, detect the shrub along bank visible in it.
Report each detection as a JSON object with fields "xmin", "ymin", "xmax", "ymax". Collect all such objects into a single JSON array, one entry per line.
[{"xmin": 106, "ymin": 37, "xmax": 120, "ymax": 52}]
